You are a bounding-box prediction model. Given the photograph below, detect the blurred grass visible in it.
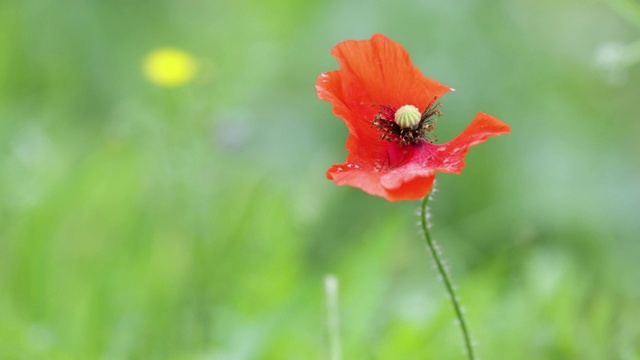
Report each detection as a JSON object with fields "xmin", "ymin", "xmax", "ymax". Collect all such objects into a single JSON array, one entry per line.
[{"xmin": 1, "ymin": 0, "xmax": 640, "ymax": 359}]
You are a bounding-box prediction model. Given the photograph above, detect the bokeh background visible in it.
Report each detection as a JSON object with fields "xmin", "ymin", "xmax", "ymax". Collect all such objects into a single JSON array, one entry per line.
[{"xmin": 1, "ymin": 0, "xmax": 639, "ymax": 359}]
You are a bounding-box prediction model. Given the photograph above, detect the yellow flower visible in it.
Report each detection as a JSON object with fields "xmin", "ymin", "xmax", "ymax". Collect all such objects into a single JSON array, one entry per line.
[{"xmin": 143, "ymin": 47, "xmax": 197, "ymax": 87}]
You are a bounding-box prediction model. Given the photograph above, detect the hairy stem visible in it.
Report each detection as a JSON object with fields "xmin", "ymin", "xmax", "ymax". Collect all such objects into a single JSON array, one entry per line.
[{"xmin": 420, "ymin": 194, "xmax": 475, "ymax": 360}]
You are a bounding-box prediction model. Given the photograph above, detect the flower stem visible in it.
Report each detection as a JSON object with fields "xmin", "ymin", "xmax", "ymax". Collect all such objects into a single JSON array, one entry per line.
[{"xmin": 420, "ymin": 194, "xmax": 475, "ymax": 360}]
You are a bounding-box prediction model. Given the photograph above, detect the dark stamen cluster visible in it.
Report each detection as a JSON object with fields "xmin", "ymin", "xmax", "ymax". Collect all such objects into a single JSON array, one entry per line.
[{"xmin": 372, "ymin": 99, "xmax": 442, "ymax": 146}]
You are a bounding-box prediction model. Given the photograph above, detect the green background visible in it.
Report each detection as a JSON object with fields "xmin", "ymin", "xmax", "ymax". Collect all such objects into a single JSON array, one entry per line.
[{"xmin": 1, "ymin": 0, "xmax": 639, "ymax": 359}]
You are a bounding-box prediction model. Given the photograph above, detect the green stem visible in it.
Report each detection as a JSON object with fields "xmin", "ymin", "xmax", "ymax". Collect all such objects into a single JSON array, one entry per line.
[{"xmin": 420, "ymin": 194, "xmax": 475, "ymax": 360}]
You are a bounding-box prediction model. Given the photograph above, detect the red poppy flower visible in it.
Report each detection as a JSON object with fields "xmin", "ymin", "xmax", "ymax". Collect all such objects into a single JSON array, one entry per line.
[{"xmin": 316, "ymin": 34, "xmax": 511, "ymax": 202}]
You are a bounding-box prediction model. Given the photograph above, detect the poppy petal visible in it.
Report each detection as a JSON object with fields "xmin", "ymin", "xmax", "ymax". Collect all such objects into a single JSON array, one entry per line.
[
  {"xmin": 326, "ymin": 164, "xmax": 385, "ymax": 198},
  {"xmin": 326, "ymin": 162, "xmax": 436, "ymax": 202},
  {"xmin": 316, "ymin": 34, "xmax": 452, "ymax": 143},
  {"xmin": 373, "ymin": 113, "xmax": 510, "ymax": 197},
  {"xmin": 382, "ymin": 173, "xmax": 436, "ymax": 201},
  {"xmin": 330, "ymin": 34, "xmax": 451, "ymax": 109},
  {"xmin": 327, "ymin": 113, "xmax": 510, "ymax": 201},
  {"xmin": 420, "ymin": 112, "xmax": 512, "ymax": 174}
]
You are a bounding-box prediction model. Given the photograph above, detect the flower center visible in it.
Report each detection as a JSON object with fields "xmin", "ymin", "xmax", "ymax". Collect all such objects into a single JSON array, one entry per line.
[
  {"xmin": 394, "ymin": 105, "xmax": 421, "ymax": 129},
  {"xmin": 372, "ymin": 100, "xmax": 442, "ymax": 146}
]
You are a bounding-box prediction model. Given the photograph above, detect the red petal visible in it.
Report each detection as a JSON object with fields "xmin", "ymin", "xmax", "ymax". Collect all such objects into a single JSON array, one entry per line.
[
  {"xmin": 326, "ymin": 113, "xmax": 510, "ymax": 202},
  {"xmin": 326, "ymin": 163, "xmax": 435, "ymax": 202},
  {"xmin": 383, "ymin": 174, "xmax": 436, "ymax": 201},
  {"xmin": 316, "ymin": 34, "xmax": 451, "ymax": 145},
  {"xmin": 416, "ymin": 112, "xmax": 512, "ymax": 174},
  {"xmin": 330, "ymin": 34, "xmax": 451, "ymax": 109}
]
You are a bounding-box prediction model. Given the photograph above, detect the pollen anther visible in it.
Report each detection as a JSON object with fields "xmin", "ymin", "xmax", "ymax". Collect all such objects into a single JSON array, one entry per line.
[{"xmin": 394, "ymin": 105, "xmax": 421, "ymax": 129}]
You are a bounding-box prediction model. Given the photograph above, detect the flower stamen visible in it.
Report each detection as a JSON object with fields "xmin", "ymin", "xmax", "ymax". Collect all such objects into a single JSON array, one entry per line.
[{"xmin": 372, "ymin": 99, "xmax": 442, "ymax": 146}]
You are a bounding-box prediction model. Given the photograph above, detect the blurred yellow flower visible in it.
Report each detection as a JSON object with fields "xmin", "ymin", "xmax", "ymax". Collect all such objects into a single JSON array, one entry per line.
[{"xmin": 143, "ymin": 47, "xmax": 197, "ymax": 87}]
